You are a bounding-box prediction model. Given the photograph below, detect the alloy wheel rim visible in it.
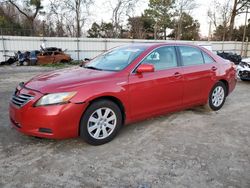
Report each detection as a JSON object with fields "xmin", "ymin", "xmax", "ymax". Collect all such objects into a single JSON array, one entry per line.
[
  {"xmin": 87, "ymin": 107, "xmax": 117, "ymax": 139},
  {"xmin": 212, "ymin": 86, "xmax": 225, "ymax": 107}
]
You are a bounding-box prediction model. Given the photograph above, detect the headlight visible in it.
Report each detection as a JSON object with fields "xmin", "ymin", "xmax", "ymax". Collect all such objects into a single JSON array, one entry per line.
[{"xmin": 35, "ymin": 92, "xmax": 77, "ymax": 106}]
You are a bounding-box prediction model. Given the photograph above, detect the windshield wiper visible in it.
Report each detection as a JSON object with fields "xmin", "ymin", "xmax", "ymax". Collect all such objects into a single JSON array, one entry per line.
[{"xmin": 84, "ymin": 66, "xmax": 103, "ymax": 71}]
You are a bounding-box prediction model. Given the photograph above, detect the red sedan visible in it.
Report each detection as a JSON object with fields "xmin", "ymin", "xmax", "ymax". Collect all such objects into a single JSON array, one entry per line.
[{"xmin": 9, "ymin": 43, "xmax": 237, "ymax": 145}]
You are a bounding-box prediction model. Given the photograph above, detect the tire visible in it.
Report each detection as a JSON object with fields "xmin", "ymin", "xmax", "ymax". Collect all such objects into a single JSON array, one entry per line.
[
  {"xmin": 60, "ymin": 59, "xmax": 69, "ymax": 63},
  {"xmin": 80, "ymin": 100, "xmax": 122, "ymax": 145},
  {"xmin": 206, "ymin": 81, "xmax": 227, "ymax": 111}
]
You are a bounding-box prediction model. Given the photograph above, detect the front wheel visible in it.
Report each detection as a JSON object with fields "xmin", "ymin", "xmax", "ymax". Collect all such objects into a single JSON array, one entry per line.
[
  {"xmin": 80, "ymin": 100, "xmax": 122, "ymax": 145},
  {"xmin": 206, "ymin": 82, "xmax": 227, "ymax": 111}
]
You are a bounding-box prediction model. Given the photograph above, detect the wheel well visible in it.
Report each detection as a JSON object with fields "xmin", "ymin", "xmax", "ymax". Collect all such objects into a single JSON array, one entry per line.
[
  {"xmin": 87, "ymin": 96, "xmax": 126, "ymax": 124},
  {"xmin": 219, "ymin": 79, "xmax": 229, "ymax": 96},
  {"xmin": 60, "ymin": 59, "xmax": 68, "ymax": 63}
]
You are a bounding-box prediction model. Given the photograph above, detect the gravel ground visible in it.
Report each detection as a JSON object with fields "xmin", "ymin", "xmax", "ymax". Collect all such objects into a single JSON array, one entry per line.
[{"xmin": 0, "ymin": 66, "xmax": 250, "ymax": 188}]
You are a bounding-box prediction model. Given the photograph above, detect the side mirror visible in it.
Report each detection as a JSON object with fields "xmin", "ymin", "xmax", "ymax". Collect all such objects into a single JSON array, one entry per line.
[
  {"xmin": 136, "ymin": 63, "xmax": 155, "ymax": 73},
  {"xmin": 84, "ymin": 58, "xmax": 91, "ymax": 61}
]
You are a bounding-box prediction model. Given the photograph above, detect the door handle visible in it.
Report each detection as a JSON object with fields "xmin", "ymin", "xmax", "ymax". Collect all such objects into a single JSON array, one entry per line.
[
  {"xmin": 174, "ymin": 72, "xmax": 182, "ymax": 78},
  {"xmin": 211, "ymin": 66, "xmax": 217, "ymax": 71}
]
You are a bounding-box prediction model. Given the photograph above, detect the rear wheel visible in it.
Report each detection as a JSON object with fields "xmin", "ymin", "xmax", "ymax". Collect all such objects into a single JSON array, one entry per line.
[
  {"xmin": 60, "ymin": 59, "xmax": 69, "ymax": 63},
  {"xmin": 80, "ymin": 100, "xmax": 122, "ymax": 145},
  {"xmin": 206, "ymin": 82, "xmax": 226, "ymax": 111}
]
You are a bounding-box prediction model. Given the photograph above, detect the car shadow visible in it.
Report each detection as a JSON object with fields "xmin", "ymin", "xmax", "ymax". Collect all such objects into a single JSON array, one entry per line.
[{"xmin": 2, "ymin": 104, "xmax": 215, "ymax": 152}]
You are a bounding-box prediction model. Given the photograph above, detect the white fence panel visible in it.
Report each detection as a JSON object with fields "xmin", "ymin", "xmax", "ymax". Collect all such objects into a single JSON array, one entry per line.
[{"xmin": 0, "ymin": 35, "xmax": 249, "ymax": 62}]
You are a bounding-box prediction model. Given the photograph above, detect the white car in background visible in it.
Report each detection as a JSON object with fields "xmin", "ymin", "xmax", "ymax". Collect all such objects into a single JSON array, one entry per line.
[
  {"xmin": 237, "ymin": 58, "xmax": 250, "ymax": 81},
  {"xmin": 199, "ymin": 45, "xmax": 213, "ymax": 52}
]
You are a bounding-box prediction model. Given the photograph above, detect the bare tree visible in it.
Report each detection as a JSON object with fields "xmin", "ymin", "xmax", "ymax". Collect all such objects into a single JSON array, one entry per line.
[
  {"xmin": 207, "ymin": 0, "xmax": 220, "ymax": 28},
  {"xmin": 228, "ymin": 0, "xmax": 250, "ymax": 41},
  {"xmin": 48, "ymin": 0, "xmax": 74, "ymax": 37},
  {"xmin": 208, "ymin": 0, "xmax": 231, "ymax": 41},
  {"xmin": 174, "ymin": 0, "xmax": 196, "ymax": 40},
  {"xmin": 49, "ymin": 0, "xmax": 93, "ymax": 37},
  {"xmin": 107, "ymin": 0, "xmax": 138, "ymax": 38},
  {"xmin": 220, "ymin": 0, "xmax": 231, "ymax": 41},
  {"xmin": 0, "ymin": 1, "xmax": 21, "ymax": 24},
  {"xmin": 128, "ymin": 16, "xmax": 146, "ymax": 39},
  {"xmin": 64, "ymin": 0, "xmax": 93, "ymax": 37},
  {"xmin": 7, "ymin": 0, "xmax": 43, "ymax": 33}
]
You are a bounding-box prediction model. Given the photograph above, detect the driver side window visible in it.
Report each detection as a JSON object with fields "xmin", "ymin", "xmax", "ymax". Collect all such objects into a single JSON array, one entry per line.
[{"xmin": 141, "ymin": 46, "xmax": 178, "ymax": 71}]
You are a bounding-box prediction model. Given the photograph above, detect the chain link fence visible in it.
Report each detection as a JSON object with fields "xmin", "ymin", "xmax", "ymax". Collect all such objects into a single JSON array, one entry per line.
[{"xmin": 0, "ymin": 28, "xmax": 35, "ymax": 37}]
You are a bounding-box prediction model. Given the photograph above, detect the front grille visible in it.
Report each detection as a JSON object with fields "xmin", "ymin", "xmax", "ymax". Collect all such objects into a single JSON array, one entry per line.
[
  {"xmin": 39, "ymin": 128, "xmax": 52, "ymax": 133},
  {"xmin": 239, "ymin": 70, "xmax": 250, "ymax": 79},
  {"xmin": 11, "ymin": 93, "xmax": 34, "ymax": 107}
]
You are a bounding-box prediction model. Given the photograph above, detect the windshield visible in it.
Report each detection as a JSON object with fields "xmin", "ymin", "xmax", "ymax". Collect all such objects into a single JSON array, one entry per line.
[{"xmin": 85, "ymin": 46, "xmax": 146, "ymax": 71}]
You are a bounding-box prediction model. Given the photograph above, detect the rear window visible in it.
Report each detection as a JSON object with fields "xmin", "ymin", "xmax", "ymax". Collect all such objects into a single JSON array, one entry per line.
[
  {"xmin": 202, "ymin": 51, "xmax": 214, "ymax": 64},
  {"xmin": 179, "ymin": 46, "xmax": 204, "ymax": 66}
]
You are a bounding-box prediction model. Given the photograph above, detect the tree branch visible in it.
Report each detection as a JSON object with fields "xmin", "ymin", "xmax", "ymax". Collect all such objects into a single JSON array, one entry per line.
[
  {"xmin": 236, "ymin": 1, "xmax": 249, "ymax": 12},
  {"xmin": 236, "ymin": 10, "xmax": 250, "ymax": 15},
  {"xmin": 8, "ymin": 0, "xmax": 30, "ymax": 19}
]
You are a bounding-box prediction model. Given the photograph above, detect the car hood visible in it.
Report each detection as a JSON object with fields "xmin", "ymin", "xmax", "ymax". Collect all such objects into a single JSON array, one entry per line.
[
  {"xmin": 237, "ymin": 61, "xmax": 250, "ymax": 72},
  {"xmin": 24, "ymin": 67, "xmax": 116, "ymax": 93},
  {"xmin": 242, "ymin": 58, "xmax": 250, "ymax": 63}
]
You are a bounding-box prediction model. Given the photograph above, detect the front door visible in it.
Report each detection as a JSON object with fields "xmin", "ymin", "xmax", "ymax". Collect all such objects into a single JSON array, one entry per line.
[{"xmin": 128, "ymin": 46, "xmax": 184, "ymax": 120}]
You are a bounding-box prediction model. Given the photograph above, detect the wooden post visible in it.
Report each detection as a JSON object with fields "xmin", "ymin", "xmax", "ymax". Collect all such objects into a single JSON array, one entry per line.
[
  {"xmin": 77, "ymin": 37, "xmax": 80, "ymax": 61},
  {"xmin": 1, "ymin": 35, "xmax": 6, "ymax": 61},
  {"xmin": 244, "ymin": 37, "xmax": 249, "ymax": 57},
  {"xmin": 241, "ymin": 7, "xmax": 248, "ymax": 56}
]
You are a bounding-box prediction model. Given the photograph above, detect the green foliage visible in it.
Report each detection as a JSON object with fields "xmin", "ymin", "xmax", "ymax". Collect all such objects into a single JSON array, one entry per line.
[
  {"xmin": 40, "ymin": 60, "xmax": 79, "ymax": 68},
  {"xmin": 0, "ymin": 16, "xmax": 11, "ymax": 28},
  {"xmin": 232, "ymin": 20, "xmax": 250, "ymax": 41},
  {"xmin": 0, "ymin": 16, "xmax": 22, "ymax": 29},
  {"xmin": 145, "ymin": 0, "xmax": 174, "ymax": 39},
  {"xmin": 87, "ymin": 22, "xmax": 101, "ymax": 38},
  {"xmin": 0, "ymin": 4, "xmax": 23, "ymax": 34},
  {"xmin": 127, "ymin": 14, "xmax": 155, "ymax": 39},
  {"xmin": 87, "ymin": 22, "xmax": 115, "ymax": 38},
  {"xmin": 213, "ymin": 25, "xmax": 229, "ymax": 41},
  {"xmin": 30, "ymin": 0, "xmax": 41, "ymax": 6},
  {"xmin": 169, "ymin": 12, "xmax": 200, "ymax": 40},
  {"xmin": 100, "ymin": 22, "xmax": 115, "ymax": 38},
  {"xmin": 25, "ymin": 0, "xmax": 43, "ymax": 10}
]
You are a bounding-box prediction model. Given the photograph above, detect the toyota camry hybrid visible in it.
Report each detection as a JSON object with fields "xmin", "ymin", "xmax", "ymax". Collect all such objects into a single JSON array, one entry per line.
[{"xmin": 9, "ymin": 43, "xmax": 237, "ymax": 145}]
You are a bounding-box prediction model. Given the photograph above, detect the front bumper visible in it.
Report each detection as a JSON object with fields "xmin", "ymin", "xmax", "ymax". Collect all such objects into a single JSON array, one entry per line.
[
  {"xmin": 237, "ymin": 63, "xmax": 250, "ymax": 80},
  {"xmin": 9, "ymin": 87, "xmax": 87, "ymax": 139},
  {"xmin": 238, "ymin": 70, "xmax": 250, "ymax": 80}
]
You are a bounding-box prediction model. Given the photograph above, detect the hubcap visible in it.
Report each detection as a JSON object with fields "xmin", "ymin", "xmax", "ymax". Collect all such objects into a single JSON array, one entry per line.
[
  {"xmin": 87, "ymin": 108, "xmax": 117, "ymax": 139},
  {"xmin": 212, "ymin": 86, "xmax": 225, "ymax": 107}
]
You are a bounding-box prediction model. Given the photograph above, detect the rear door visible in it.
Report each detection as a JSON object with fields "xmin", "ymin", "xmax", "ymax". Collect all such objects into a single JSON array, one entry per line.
[
  {"xmin": 128, "ymin": 46, "xmax": 184, "ymax": 119},
  {"xmin": 177, "ymin": 46, "xmax": 218, "ymax": 105}
]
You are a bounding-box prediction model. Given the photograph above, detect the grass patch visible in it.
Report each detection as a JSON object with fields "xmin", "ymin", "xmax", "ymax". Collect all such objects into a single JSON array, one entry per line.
[{"xmin": 39, "ymin": 60, "xmax": 81, "ymax": 68}]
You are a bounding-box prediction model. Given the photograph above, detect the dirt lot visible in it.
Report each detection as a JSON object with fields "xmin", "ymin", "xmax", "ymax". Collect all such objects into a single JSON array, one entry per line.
[{"xmin": 0, "ymin": 66, "xmax": 249, "ymax": 188}]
